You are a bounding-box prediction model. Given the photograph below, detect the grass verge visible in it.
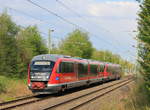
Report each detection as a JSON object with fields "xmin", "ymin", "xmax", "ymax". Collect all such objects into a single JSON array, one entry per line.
[
  {"xmin": 0, "ymin": 75, "xmax": 32, "ymax": 102},
  {"xmin": 124, "ymin": 77, "xmax": 150, "ymax": 110}
]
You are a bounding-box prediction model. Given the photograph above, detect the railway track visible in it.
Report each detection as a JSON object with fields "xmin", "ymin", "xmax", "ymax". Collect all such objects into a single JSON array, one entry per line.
[
  {"xmin": 43, "ymin": 77, "xmax": 134, "ymax": 110},
  {"xmin": 0, "ymin": 94, "xmax": 51, "ymax": 110},
  {"xmin": 0, "ymin": 94, "xmax": 36, "ymax": 106},
  {"xmin": 0, "ymin": 77, "xmax": 133, "ymax": 110}
]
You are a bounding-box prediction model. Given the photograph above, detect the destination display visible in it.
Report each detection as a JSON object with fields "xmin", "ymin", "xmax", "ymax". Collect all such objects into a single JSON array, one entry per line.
[{"xmin": 34, "ymin": 61, "xmax": 50, "ymax": 65}]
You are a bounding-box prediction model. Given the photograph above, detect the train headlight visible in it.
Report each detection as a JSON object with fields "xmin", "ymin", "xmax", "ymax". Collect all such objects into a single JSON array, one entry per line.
[
  {"xmin": 30, "ymin": 72, "xmax": 50, "ymax": 81},
  {"xmin": 28, "ymin": 84, "xmax": 31, "ymax": 87}
]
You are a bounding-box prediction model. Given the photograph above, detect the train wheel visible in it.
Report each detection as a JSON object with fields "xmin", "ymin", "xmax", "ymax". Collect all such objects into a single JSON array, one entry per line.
[
  {"xmin": 61, "ymin": 87, "xmax": 66, "ymax": 92},
  {"xmin": 60, "ymin": 85, "xmax": 67, "ymax": 94},
  {"xmin": 57, "ymin": 86, "xmax": 66, "ymax": 96}
]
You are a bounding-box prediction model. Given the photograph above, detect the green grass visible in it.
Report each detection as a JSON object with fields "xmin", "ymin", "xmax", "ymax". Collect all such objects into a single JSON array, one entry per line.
[
  {"xmin": 0, "ymin": 76, "xmax": 10, "ymax": 93},
  {"xmin": 0, "ymin": 75, "xmax": 26, "ymax": 91},
  {"xmin": 0, "ymin": 75, "xmax": 31, "ymax": 102},
  {"xmin": 98, "ymin": 77, "xmax": 150, "ymax": 110},
  {"xmin": 124, "ymin": 78, "xmax": 150, "ymax": 110}
]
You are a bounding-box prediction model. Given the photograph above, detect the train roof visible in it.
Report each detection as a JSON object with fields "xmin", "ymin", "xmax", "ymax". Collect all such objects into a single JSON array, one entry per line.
[
  {"xmin": 31, "ymin": 54, "xmax": 71, "ymax": 62},
  {"xmin": 31, "ymin": 54, "xmax": 121, "ymax": 66},
  {"xmin": 31, "ymin": 54, "xmax": 89, "ymax": 62}
]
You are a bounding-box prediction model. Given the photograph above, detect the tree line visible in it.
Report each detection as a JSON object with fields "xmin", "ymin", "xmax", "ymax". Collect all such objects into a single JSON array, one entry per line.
[
  {"xmin": 0, "ymin": 12, "xmax": 48, "ymax": 78},
  {"xmin": 137, "ymin": 0, "xmax": 150, "ymax": 97},
  {"xmin": 51, "ymin": 29, "xmax": 134, "ymax": 74},
  {"xmin": 0, "ymin": 12, "xmax": 133, "ymax": 78}
]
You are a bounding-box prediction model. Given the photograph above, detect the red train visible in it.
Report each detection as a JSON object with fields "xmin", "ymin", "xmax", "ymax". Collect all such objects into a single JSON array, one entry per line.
[{"xmin": 28, "ymin": 54, "xmax": 122, "ymax": 94}]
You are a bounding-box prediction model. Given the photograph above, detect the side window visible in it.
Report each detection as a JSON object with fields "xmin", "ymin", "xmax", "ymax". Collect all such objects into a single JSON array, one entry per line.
[
  {"xmin": 112, "ymin": 66, "xmax": 115, "ymax": 74},
  {"xmin": 99, "ymin": 65, "xmax": 105, "ymax": 72},
  {"xmin": 90, "ymin": 64, "xmax": 98, "ymax": 76},
  {"xmin": 118, "ymin": 67, "xmax": 121, "ymax": 73},
  {"xmin": 110, "ymin": 66, "xmax": 112, "ymax": 73},
  {"xmin": 114, "ymin": 66, "xmax": 120, "ymax": 74},
  {"xmin": 78, "ymin": 63, "xmax": 88, "ymax": 78},
  {"xmin": 57, "ymin": 61, "xmax": 74, "ymax": 73},
  {"xmin": 107, "ymin": 66, "xmax": 113, "ymax": 74},
  {"xmin": 103, "ymin": 65, "xmax": 105, "ymax": 72},
  {"xmin": 107, "ymin": 66, "xmax": 111, "ymax": 73}
]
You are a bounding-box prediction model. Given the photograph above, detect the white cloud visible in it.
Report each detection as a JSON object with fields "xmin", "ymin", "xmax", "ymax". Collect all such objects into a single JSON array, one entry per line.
[
  {"xmin": 11, "ymin": 15, "xmax": 43, "ymax": 26},
  {"xmin": 88, "ymin": 1, "xmax": 139, "ymax": 18},
  {"xmin": 0, "ymin": 0, "xmax": 139, "ymax": 61}
]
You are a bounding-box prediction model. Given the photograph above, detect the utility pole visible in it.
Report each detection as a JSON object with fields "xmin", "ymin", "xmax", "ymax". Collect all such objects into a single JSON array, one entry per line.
[
  {"xmin": 103, "ymin": 51, "xmax": 105, "ymax": 62},
  {"xmin": 48, "ymin": 29, "xmax": 54, "ymax": 54}
]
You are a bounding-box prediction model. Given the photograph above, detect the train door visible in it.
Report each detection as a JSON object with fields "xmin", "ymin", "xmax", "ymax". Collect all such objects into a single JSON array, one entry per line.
[
  {"xmin": 88, "ymin": 63, "xmax": 99, "ymax": 79},
  {"xmin": 74, "ymin": 62, "xmax": 78, "ymax": 80},
  {"xmin": 76, "ymin": 62, "xmax": 89, "ymax": 86},
  {"xmin": 104, "ymin": 64, "xmax": 109, "ymax": 78},
  {"xmin": 98, "ymin": 64, "xmax": 105, "ymax": 78},
  {"xmin": 105, "ymin": 64, "xmax": 113, "ymax": 79}
]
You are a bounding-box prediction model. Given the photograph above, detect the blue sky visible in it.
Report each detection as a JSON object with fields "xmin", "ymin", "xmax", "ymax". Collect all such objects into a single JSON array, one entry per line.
[{"xmin": 0, "ymin": 0, "xmax": 140, "ymax": 62}]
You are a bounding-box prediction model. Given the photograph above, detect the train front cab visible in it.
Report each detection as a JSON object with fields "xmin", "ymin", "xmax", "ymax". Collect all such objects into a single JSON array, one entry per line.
[{"xmin": 28, "ymin": 59, "xmax": 63, "ymax": 94}]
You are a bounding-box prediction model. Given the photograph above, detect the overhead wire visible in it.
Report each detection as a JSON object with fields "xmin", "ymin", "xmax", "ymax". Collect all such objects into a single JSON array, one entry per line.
[
  {"xmin": 8, "ymin": 7, "xmax": 45, "ymax": 24},
  {"xmin": 26, "ymin": 0, "xmax": 136, "ymax": 60},
  {"xmin": 7, "ymin": 7, "xmax": 62, "ymax": 40},
  {"xmin": 26, "ymin": 0, "xmax": 123, "ymax": 51},
  {"xmin": 0, "ymin": 1, "xmax": 135, "ymax": 62},
  {"xmin": 55, "ymin": 0, "xmax": 123, "ymax": 46},
  {"xmin": 26, "ymin": 0, "xmax": 83, "ymax": 29},
  {"xmin": 55, "ymin": 0, "xmax": 137, "ymax": 56},
  {"xmin": 55, "ymin": 0, "xmax": 85, "ymax": 19}
]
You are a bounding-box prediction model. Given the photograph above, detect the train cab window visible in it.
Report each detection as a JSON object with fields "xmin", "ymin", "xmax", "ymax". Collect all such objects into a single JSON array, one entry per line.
[
  {"xmin": 90, "ymin": 64, "xmax": 98, "ymax": 76},
  {"xmin": 57, "ymin": 61, "xmax": 74, "ymax": 73},
  {"xmin": 78, "ymin": 63, "xmax": 88, "ymax": 78},
  {"xmin": 30, "ymin": 61, "xmax": 55, "ymax": 73}
]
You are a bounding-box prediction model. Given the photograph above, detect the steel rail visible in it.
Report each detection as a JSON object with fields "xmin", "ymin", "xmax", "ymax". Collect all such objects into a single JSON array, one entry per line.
[
  {"xmin": 0, "ymin": 77, "xmax": 133, "ymax": 110},
  {"xmin": 0, "ymin": 94, "xmax": 38, "ymax": 106},
  {"xmin": 0, "ymin": 94, "xmax": 51, "ymax": 110},
  {"xmin": 69, "ymin": 79, "xmax": 133, "ymax": 110},
  {"xmin": 43, "ymin": 77, "xmax": 133, "ymax": 110}
]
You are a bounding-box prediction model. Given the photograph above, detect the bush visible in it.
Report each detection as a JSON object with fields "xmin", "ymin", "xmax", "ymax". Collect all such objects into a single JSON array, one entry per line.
[
  {"xmin": 0, "ymin": 78, "xmax": 7, "ymax": 93},
  {"xmin": 125, "ymin": 77, "xmax": 150, "ymax": 110}
]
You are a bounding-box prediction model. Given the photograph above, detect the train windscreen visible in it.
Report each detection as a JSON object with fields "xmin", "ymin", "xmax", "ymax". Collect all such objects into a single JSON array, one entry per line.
[
  {"xmin": 30, "ymin": 61, "xmax": 55, "ymax": 81},
  {"xmin": 31, "ymin": 61, "xmax": 55, "ymax": 72}
]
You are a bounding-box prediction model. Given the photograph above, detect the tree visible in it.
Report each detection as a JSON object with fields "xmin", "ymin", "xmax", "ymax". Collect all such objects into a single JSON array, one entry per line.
[
  {"xmin": 16, "ymin": 26, "xmax": 48, "ymax": 59},
  {"xmin": 92, "ymin": 49, "xmax": 121, "ymax": 63},
  {"xmin": 0, "ymin": 12, "xmax": 19, "ymax": 76},
  {"xmin": 91, "ymin": 49, "xmax": 134, "ymax": 75},
  {"xmin": 59, "ymin": 29, "xmax": 93, "ymax": 59},
  {"xmin": 16, "ymin": 26, "xmax": 48, "ymax": 77},
  {"xmin": 0, "ymin": 12, "xmax": 48, "ymax": 77},
  {"xmin": 137, "ymin": 0, "xmax": 150, "ymax": 92}
]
